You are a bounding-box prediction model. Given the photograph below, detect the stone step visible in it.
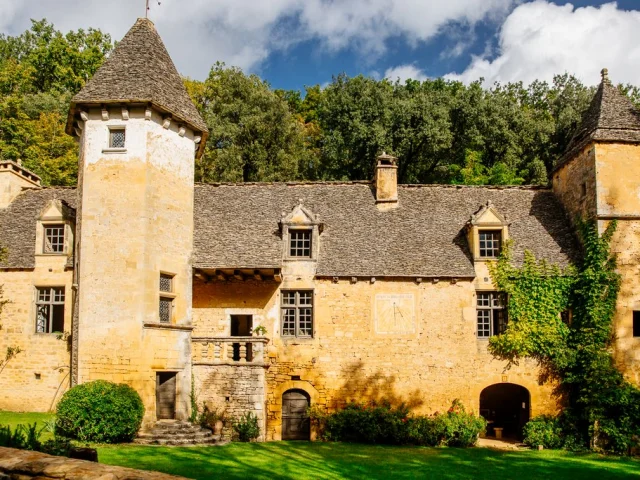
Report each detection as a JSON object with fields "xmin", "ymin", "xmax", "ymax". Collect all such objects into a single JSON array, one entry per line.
[
  {"xmin": 149, "ymin": 426, "xmax": 205, "ymax": 435},
  {"xmin": 138, "ymin": 431, "xmax": 213, "ymax": 441},
  {"xmin": 133, "ymin": 436, "xmax": 221, "ymax": 446}
]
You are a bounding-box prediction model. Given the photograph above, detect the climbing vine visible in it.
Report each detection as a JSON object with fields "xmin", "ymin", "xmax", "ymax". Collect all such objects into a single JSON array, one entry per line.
[{"xmin": 489, "ymin": 220, "xmax": 640, "ymax": 453}]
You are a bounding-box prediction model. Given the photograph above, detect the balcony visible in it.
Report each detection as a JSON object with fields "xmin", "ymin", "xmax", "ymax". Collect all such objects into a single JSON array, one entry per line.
[{"xmin": 192, "ymin": 336, "xmax": 269, "ymax": 366}]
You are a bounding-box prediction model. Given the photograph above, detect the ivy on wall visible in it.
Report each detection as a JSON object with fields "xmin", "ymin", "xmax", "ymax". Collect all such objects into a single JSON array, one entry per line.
[{"xmin": 488, "ymin": 220, "xmax": 640, "ymax": 453}]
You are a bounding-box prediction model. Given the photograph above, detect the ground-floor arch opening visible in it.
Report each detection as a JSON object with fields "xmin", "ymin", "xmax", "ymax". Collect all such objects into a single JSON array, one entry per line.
[
  {"xmin": 282, "ymin": 389, "xmax": 310, "ymax": 440},
  {"xmin": 480, "ymin": 383, "xmax": 530, "ymax": 440}
]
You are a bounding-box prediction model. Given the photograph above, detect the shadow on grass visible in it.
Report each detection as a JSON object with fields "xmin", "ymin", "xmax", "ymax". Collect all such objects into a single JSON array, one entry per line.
[{"xmin": 98, "ymin": 442, "xmax": 640, "ymax": 480}]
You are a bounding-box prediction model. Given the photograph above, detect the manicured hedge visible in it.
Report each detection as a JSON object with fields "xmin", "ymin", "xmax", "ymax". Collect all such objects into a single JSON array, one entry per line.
[
  {"xmin": 313, "ymin": 399, "xmax": 486, "ymax": 447},
  {"xmin": 55, "ymin": 380, "xmax": 144, "ymax": 443}
]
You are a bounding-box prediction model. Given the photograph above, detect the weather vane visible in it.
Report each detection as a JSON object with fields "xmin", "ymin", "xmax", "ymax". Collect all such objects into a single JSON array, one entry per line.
[{"xmin": 146, "ymin": 0, "xmax": 161, "ymax": 18}]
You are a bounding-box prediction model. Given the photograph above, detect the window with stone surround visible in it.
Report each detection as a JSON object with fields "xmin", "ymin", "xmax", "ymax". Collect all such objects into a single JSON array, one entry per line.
[
  {"xmin": 477, "ymin": 291, "xmax": 507, "ymax": 338},
  {"xmin": 479, "ymin": 230, "xmax": 502, "ymax": 258},
  {"xmin": 109, "ymin": 127, "xmax": 126, "ymax": 149},
  {"xmin": 289, "ymin": 229, "xmax": 312, "ymax": 258},
  {"xmin": 43, "ymin": 224, "xmax": 65, "ymax": 254},
  {"xmin": 634, "ymin": 311, "xmax": 640, "ymax": 337},
  {"xmin": 35, "ymin": 287, "xmax": 65, "ymax": 333},
  {"xmin": 281, "ymin": 290, "xmax": 313, "ymax": 338},
  {"xmin": 159, "ymin": 273, "xmax": 175, "ymax": 323}
]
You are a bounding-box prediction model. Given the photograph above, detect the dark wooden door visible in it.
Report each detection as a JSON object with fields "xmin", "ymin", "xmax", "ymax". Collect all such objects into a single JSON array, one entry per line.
[
  {"xmin": 282, "ymin": 390, "xmax": 310, "ymax": 440},
  {"xmin": 156, "ymin": 372, "xmax": 176, "ymax": 420}
]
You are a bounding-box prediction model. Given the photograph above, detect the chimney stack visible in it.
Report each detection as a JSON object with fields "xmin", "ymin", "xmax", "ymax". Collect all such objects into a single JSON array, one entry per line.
[{"xmin": 375, "ymin": 152, "xmax": 398, "ymax": 208}]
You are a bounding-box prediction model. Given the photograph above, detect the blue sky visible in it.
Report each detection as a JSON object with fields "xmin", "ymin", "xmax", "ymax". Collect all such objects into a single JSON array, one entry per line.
[{"xmin": 1, "ymin": 1, "xmax": 640, "ymax": 90}]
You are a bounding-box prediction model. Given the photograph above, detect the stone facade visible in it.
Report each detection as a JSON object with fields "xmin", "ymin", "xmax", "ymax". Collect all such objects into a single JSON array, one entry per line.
[{"xmin": 191, "ymin": 276, "xmax": 556, "ymax": 441}]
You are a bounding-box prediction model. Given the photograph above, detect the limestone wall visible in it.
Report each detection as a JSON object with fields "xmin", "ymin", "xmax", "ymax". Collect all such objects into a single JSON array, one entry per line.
[
  {"xmin": 0, "ymin": 259, "xmax": 72, "ymax": 412},
  {"xmin": 552, "ymin": 144, "xmax": 597, "ymax": 222},
  {"xmin": 0, "ymin": 447, "xmax": 186, "ymax": 479},
  {"xmin": 75, "ymin": 106, "xmax": 195, "ymax": 425},
  {"xmin": 192, "ymin": 276, "xmax": 557, "ymax": 441},
  {"xmin": 595, "ymin": 143, "xmax": 640, "ymax": 217}
]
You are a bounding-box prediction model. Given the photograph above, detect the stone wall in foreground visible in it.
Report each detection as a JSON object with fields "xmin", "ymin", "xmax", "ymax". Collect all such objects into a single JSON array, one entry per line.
[{"xmin": 0, "ymin": 447, "xmax": 186, "ymax": 480}]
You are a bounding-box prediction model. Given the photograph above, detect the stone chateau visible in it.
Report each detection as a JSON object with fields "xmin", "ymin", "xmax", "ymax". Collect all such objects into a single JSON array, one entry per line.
[{"xmin": 0, "ymin": 18, "xmax": 639, "ymax": 442}]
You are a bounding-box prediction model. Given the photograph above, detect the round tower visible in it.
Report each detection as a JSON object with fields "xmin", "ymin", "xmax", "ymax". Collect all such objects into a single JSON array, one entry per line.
[{"xmin": 66, "ymin": 18, "xmax": 208, "ymax": 424}]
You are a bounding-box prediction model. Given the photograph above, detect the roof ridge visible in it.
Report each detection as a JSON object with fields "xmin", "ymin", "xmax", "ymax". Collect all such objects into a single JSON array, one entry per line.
[{"xmin": 195, "ymin": 181, "xmax": 548, "ymax": 190}]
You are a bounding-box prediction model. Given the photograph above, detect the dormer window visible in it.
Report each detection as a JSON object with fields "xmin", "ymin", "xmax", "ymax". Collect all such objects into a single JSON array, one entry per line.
[
  {"xmin": 289, "ymin": 229, "xmax": 312, "ymax": 258},
  {"xmin": 281, "ymin": 203, "xmax": 322, "ymax": 261},
  {"xmin": 468, "ymin": 201, "xmax": 508, "ymax": 261},
  {"xmin": 44, "ymin": 224, "xmax": 65, "ymax": 254},
  {"xmin": 109, "ymin": 128, "xmax": 126, "ymax": 149},
  {"xmin": 479, "ymin": 230, "xmax": 501, "ymax": 258}
]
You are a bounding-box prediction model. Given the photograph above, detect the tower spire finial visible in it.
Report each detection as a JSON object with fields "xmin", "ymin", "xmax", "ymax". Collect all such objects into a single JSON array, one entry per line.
[{"xmin": 601, "ymin": 68, "xmax": 609, "ymax": 83}]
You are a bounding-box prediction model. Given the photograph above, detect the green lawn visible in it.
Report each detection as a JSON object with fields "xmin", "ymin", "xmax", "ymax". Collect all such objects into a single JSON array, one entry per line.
[
  {"xmin": 1, "ymin": 412, "xmax": 638, "ymax": 479},
  {"xmin": 0, "ymin": 411, "xmax": 54, "ymax": 440},
  {"xmin": 98, "ymin": 442, "xmax": 640, "ymax": 480}
]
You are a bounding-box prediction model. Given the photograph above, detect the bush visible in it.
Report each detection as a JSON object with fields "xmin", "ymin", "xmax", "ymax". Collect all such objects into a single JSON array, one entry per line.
[
  {"xmin": 324, "ymin": 402, "xmax": 410, "ymax": 444},
  {"xmin": 55, "ymin": 380, "xmax": 144, "ymax": 443},
  {"xmin": 523, "ymin": 415, "xmax": 564, "ymax": 449},
  {"xmin": 233, "ymin": 412, "xmax": 260, "ymax": 442},
  {"xmin": 321, "ymin": 400, "xmax": 484, "ymax": 447},
  {"xmin": 437, "ymin": 400, "xmax": 486, "ymax": 447}
]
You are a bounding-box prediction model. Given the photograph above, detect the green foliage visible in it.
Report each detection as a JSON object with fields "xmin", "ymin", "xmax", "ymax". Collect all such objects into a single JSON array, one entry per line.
[
  {"xmin": 488, "ymin": 242, "xmax": 575, "ymax": 371},
  {"xmin": 489, "ymin": 219, "xmax": 640, "ymax": 454},
  {"xmin": 189, "ymin": 374, "xmax": 198, "ymax": 423},
  {"xmin": 322, "ymin": 402, "xmax": 410, "ymax": 444},
  {"xmin": 232, "ymin": 412, "xmax": 260, "ymax": 442},
  {"xmin": 55, "ymin": 380, "xmax": 144, "ymax": 443},
  {"xmin": 317, "ymin": 400, "xmax": 484, "ymax": 447},
  {"xmin": 199, "ymin": 402, "xmax": 228, "ymax": 430},
  {"xmin": 0, "ymin": 19, "xmax": 112, "ymax": 185},
  {"xmin": 523, "ymin": 415, "xmax": 564, "ymax": 449},
  {"xmin": 191, "ymin": 62, "xmax": 308, "ymax": 183},
  {"xmin": 0, "ymin": 422, "xmax": 73, "ymax": 457}
]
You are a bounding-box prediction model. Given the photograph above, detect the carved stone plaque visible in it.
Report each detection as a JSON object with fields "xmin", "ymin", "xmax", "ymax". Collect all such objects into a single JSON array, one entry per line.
[{"xmin": 374, "ymin": 293, "xmax": 415, "ymax": 334}]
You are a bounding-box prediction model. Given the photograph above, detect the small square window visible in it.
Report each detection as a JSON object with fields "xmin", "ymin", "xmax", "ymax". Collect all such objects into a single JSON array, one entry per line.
[
  {"xmin": 160, "ymin": 273, "xmax": 173, "ymax": 293},
  {"xmin": 109, "ymin": 128, "xmax": 126, "ymax": 149},
  {"xmin": 289, "ymin": 230, "xmax": 312, "ymax": 258},
  {"xmin": 44, "ymin": 224, "xmax": 65, "ymax": 254},
  {"xmin": 479, "ymin": 231, "xmax": 502, "ymax": 258},
  {"xmin": 633, "ymin": 311, "xmax": 640, "ymax": 337}
]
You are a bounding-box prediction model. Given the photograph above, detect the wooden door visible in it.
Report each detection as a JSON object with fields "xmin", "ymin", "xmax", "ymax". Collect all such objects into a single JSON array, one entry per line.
[
  {"xmin": 282, "ymin": 390, "xmax": 310, "ymax": 440},
  {"xmin": 156, "ymin": 372, "xmax": 176, "ymax": 420}
]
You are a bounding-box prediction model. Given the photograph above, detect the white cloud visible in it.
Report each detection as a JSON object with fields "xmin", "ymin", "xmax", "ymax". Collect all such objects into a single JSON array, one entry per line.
[
  {"xmin": 447, "ymin": 1, "xmax": 640, "ymax": 86},
  {"xmin": 0, "ymin": 0, "xmax": 514, "ymax": 79},
  {"xmin": 384, "ymin": 64, "xmax": 428, "ymax": 82}
]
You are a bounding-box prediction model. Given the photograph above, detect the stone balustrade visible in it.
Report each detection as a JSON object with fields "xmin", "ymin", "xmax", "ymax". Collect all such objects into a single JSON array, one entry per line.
[{"xmin": 192, "ymin": 336, "xmax": 269, "ymax": 366}]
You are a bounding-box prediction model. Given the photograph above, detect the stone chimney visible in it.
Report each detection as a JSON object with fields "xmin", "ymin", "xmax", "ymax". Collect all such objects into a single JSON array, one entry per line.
[
  {"xmin": 375, "ymin": 152, "xmax": 398, "ymax": 208},
  {"xmin": 0, "ymin": 160, "xmax": 41, "ymax": 208}
]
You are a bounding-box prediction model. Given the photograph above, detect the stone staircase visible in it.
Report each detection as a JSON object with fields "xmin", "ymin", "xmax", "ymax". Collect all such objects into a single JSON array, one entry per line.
[{"xmin": 134, "ymin": 420, "xmax": 221, "ymax": 446}]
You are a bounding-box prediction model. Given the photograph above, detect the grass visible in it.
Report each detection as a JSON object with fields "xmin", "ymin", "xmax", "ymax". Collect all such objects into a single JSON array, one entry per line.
[
  {"xmin": 0, "ymin": 411, "xmax": 55, "ymax": 440},
  {"xmin": 1, "ymin": 412, "xmax": 638, "ymax": 479},
  {"xmin": 97, "ymin": 442, "xmax": 640, "ymax": 480}
]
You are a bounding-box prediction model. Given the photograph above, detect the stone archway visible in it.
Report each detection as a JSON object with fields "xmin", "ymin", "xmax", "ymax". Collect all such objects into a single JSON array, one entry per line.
[
  {"xmin": 480, "ymin": 383, "xmax": 530, "ymax": 440},
  {"xmin": 282, "ymin": 389, "xmax": 310, "ymax": 440}
]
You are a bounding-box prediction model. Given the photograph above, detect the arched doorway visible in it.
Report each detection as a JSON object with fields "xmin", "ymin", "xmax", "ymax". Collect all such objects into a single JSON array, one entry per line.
[
  {"xmin": 480, "ymin": 383, "xmax": 530, "ymax": 440},
  {"xmin": 282, "ymin": 389, "xmax": 310, "ymax": 440}
]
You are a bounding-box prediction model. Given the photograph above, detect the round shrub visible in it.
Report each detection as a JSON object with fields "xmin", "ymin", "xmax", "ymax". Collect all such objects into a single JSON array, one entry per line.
[
  {"xmin": 523, "ymin": 415, "xmax": 563, "ymax": 449},
  {"xmin": 55, "ymin": 380, "xmax": 144, "ymax": 443}
]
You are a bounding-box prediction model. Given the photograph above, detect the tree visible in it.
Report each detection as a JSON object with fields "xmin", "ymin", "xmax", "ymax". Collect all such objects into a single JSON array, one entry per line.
[
  {"xmin": 193, "ymin": 63, "xmax": 307, "ymax": 182},
  {"xmin": 0, "ymin": 19, "xmax": 112, "ymax": 185}
]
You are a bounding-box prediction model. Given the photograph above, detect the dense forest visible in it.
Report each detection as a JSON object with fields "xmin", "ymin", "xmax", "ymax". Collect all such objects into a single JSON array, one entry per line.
[{"xmin": 2, "ymin": 21, "xmax": 640, "ymax": 187}]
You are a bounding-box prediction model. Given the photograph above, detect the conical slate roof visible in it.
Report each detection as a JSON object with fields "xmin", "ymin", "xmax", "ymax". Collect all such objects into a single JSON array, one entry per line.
[
  {"xmin": 557, "ymin": 69, "xmax": 640, "ymax": 167},
  {"xmin": 67, "ymin": 18, "xmax": 207, "ymax": 140}
]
